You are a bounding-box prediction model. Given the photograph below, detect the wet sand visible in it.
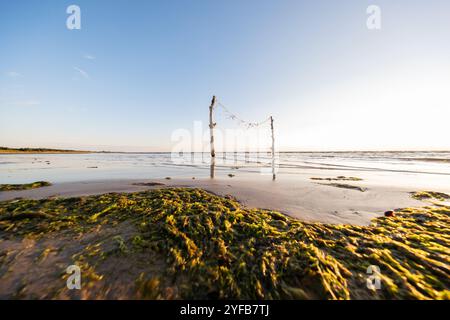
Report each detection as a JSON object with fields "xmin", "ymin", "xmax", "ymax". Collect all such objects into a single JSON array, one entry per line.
[{"xmin": 0, "ymin": 170, "xmax": 439, "ymax": 225}]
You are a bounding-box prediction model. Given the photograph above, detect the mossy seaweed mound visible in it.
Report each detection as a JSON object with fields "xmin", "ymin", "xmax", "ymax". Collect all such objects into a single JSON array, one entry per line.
[
  {"xmin": 311, "ymin": 176, "xmax": 363, "ymax": 182},
  {"xmin": 0, "ymin": 181, "xmax": 51, "ymax": 192},
  {"xmin": 0, "ymin": 188, "xmax": 449, "ymax": 299},
  {"xmin": 411, "ymin": 191, "xmax": 450, "ymax": 202}
]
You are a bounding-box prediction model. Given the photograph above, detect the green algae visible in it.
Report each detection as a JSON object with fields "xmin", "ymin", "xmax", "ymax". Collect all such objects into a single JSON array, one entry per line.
[
  {"xmin": 0, "ymin": 188, "xmax": 449, "ymax": 300},
  {"xmin": 411, "ymin": 191, "xmax": 450, "ymax": 202},
  {"xmin": 311, "ymin": 176, "xmax": 363, "ymax": 182},
  {"xmin": 132, "ymin": 182, "xmax": 165, "ymax": 187},
  {"xmin": 0, "ymin": 181, "xmax": 51, "ymax": 192},
  {"xmin": 320, "ymin": 183, "xmax": 367, "ymax": 192}
]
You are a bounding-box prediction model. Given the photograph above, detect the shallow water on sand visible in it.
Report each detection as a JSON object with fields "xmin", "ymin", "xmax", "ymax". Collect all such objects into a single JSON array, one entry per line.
[
  {"xmin": 1, "ymin": 151, "xmax": 449, "ymax": 225},
  {"xmin": 0, "ymin": 151, "xmax": 449, "ymax": 186}
]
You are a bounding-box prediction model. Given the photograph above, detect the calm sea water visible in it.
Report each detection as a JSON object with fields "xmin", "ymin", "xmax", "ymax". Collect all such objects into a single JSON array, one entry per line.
[{"xmin": 0, "ymin": 151, "xmax": 449, "ymax": 184}]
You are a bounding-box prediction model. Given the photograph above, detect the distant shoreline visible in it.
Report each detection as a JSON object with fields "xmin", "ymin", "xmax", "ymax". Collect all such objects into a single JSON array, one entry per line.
[
  {"xmin": 1, "ymin": 147, "xmax": 449, "ymax": 155},
  {"xmin": 0, "ymin": 151, "xmax": 92, "ymax": 154},
  {"xmin": 0, "ymin": 151, "xmax": 93, "ymax": 154},
  {"xmin": 2, "ymin": 151, "xmax": 450, "ymax": 154},
  {"xmin": 0, "ymin": 147, "xmax": 92, "ymax": 154}
]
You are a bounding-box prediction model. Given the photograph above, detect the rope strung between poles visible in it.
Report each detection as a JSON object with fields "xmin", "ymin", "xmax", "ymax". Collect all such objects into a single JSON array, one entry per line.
[
  {"xmin": 208, "ymin": 95, "xmax": 276, "ymax": 180},
  {"xmin": 215, "ymin": 101, "xmax": 271, "ymax": 129}
]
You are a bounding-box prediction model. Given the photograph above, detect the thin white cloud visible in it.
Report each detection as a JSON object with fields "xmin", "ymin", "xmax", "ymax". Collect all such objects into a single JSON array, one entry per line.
[
  {"xmin": 5, "ymin": 71, "xmax": 22, "ymax": 78},
  {"xmin": 18, "ymin": 99, "xmax": 41, "ymax": 106},
  {"xmin": 73, "ymin": 66, "xmax": 90, "ymax": 79},
  {"xmin": 83, "ymin": 54, "xmax": 96, "ymax": 60},
  {"xmin": 0, "ymin": 99, "xmax": 40, "ymax": 107}
]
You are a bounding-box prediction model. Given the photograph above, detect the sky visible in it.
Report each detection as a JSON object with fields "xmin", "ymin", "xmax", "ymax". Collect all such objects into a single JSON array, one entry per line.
[{"xmin": 1, "ymin": 0, "xmax": 449, "ymax": 152}]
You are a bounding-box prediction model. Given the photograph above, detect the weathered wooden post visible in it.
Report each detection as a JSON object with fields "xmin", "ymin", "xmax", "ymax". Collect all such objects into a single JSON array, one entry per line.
[
  {"xmin": 209, "ymin": 96, "xmax": 216, "ymax": 178},
  {"xmin": 270, "ymin": 116, "xmax": 276, "ymax": 180}
]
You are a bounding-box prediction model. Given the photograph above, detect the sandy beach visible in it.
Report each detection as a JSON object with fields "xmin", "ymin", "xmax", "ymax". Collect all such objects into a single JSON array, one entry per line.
[
  {"xmin": 1, "ymin": 151, "xmax": 449, "ymax": 225},
  {"xmin": 0, "ymin": 176, "xmax": 432, "ymax": 225},
  {"xmin": 1, "ymin": 152, "xmax": 449, "ymax": 300}
]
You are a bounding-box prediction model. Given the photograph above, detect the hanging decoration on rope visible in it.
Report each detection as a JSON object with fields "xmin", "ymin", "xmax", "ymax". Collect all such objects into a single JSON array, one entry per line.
[{"xmin": 215, "ymin": 101, "xmax": 271, "ymax": 129}]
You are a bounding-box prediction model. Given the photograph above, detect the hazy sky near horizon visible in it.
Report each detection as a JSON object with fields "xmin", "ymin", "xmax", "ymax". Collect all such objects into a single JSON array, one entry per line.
[{"xmin": 1, "ymin": 0, "xmax": 450, "ymax": 151}]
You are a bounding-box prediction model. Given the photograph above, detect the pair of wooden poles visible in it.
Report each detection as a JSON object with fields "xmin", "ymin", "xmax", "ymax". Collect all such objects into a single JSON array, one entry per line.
[{"xmin": 208, "ymin": 96, "xmax": 276, "ymax": 180}]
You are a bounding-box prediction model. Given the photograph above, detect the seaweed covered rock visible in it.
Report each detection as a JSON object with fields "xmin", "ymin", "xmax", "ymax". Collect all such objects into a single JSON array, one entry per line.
[{"xmin": 0, "ymin": 181, "xmax": 51, "ymax": 192}]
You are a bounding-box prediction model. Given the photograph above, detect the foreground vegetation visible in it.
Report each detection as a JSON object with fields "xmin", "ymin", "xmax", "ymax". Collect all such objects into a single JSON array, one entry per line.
[
  {"xmin": 0, "ymin": 181, "xmax": 52, "ymax": 192},
  {"xmin": 411, "ymin": 191, "xmax": 450, "ymax": 202},
  {"xmin": 0, "ymin": 188, "xmax": 448, "ymax": 299}
]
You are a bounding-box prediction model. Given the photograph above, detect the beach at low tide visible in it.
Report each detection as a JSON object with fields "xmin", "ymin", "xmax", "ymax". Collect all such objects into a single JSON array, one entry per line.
[
  {"xmin": 1, "ymin": 151, "xmax": 449, "ymax": 225},
  {"xmin": 1, "ymin": 151, "xmax": 449, "ymax": 300}
]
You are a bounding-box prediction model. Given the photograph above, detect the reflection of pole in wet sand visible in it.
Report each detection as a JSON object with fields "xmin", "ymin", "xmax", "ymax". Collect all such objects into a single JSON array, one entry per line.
[
  {"xmin": 271, "ymin": 116, "xmax": 276, "ymax": 181},
  {"xmin": 210, "ymin": 156, "xmax": 215, "ymax": 179}
]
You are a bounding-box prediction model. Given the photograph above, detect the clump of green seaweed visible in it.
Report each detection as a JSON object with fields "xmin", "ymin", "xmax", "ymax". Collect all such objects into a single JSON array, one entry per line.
[
  {"xmin": 411, "ymin": 191, "xmax": 450, "ymax": 202},
  {"xmin": 132, "ymin": 182, "xmax": 165, "ymax": 187},
  {"xmin": 0, "ymin": 181, "xmax": 51, "ymax": 192},
  {"xmin": 320, "ymin": 183, "xmax": 367, "ymax": 192},
  {"xmin": 311, "ymin": 176, "xmax": 363, "ymax": 182},
  {"xmin": 0, "ymin": 188, "xmax": 449, "ymax": 299}
]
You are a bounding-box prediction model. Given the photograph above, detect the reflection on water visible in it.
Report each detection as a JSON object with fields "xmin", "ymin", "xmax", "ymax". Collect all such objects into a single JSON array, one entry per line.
[
  {"xmin": 0, "ymin": 151, "xmax": 449, "ymax": 184},
  {"xmin": 210, "ymin": 156, "xmax": 215, "ymax": 179}
]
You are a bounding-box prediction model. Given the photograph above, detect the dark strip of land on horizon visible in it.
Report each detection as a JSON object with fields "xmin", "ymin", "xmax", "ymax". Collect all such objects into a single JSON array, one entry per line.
[{"xmin": 0, "ymin": 147, "xmax": 91, "ymax": 154}]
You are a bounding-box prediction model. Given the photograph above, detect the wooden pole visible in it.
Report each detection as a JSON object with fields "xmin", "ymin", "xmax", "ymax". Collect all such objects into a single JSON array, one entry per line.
[
  {"xmin": 209, "ymin": 96, "xmax": 216, "ymax": 158},
  {"xmin": 270, "ymin": 116, "xmax": 276, "ymax": 180},
  {"xmin": 209, "ymin": 96, "xmax": 216, "ymax": 178}
]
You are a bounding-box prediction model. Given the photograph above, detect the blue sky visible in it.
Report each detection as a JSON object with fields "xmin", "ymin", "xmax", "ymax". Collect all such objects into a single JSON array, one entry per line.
[{"xmin": 1, "ymin": 0, "xmax": 450, "ymax": 151}]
